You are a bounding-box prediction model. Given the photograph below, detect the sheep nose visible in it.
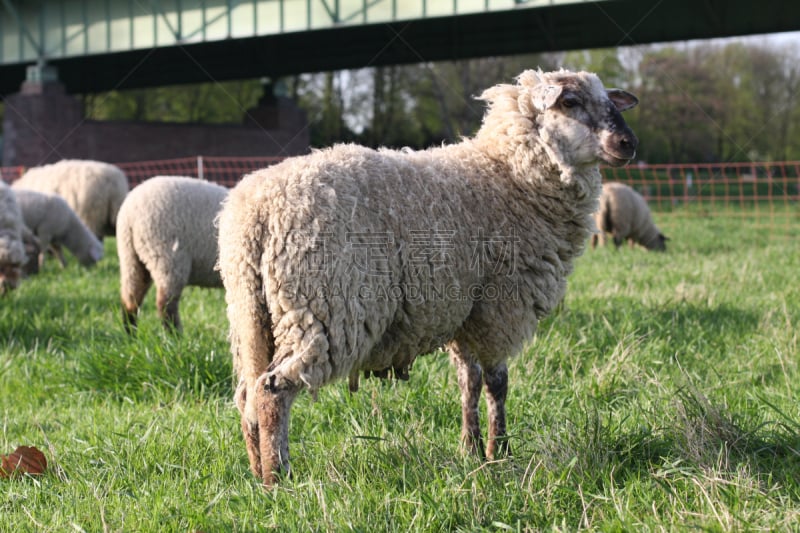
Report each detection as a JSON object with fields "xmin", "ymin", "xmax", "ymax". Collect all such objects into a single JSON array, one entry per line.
[{"xmin": 616, "ymin": 130, "xmax": 638, "ymax": 158}]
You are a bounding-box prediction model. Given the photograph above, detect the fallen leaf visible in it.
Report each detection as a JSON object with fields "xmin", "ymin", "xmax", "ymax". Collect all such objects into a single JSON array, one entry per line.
[{"xmin": 0, "ymin": 445, "xmax": 47, "ymax": 478}]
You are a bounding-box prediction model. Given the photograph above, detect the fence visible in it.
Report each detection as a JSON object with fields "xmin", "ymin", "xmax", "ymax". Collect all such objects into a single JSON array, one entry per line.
[
  {"xmin": 602, "ymin": 161, "xmax": 800, "ymax": 239},
  {"xmin": 3, "ymin": 157, "xmax": 799, "ymax": 238},
  {"xmin": 0, "ymin": 156, "xmax": 285, "ymax": 188}
]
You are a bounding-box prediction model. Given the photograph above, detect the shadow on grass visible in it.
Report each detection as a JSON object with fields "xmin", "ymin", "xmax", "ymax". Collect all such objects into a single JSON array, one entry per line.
[
  {"xmin": 0, "ymin": 284, "xmax": 232, "ymax": 402},
  {"xmin": 544, "ymin": 298, "xmax": 763, "ymax": 365},
  {"xmin": 527, "ymin": 385, "xmax": 800, "ymax": 507},
  {"xmin": 0, "ymin": 289, "xmax": 112, "ymax": 351},
  {"xmin": 554, "ymin": 297, "xmax": 761, "ymax": 336}
]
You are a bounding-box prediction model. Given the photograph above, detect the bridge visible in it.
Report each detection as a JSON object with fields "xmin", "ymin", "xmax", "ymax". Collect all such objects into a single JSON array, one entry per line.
[
  {"xmin": 2, "ymin": 0, "xmax": 799, "ymax": 167},
  {"xmin": 2, "ymin": 0, "xmax": 800, "ymax": 96}
]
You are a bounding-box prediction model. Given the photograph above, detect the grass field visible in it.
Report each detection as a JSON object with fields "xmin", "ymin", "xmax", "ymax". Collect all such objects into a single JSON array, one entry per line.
[{"xmin": 1, "ymin": 211, "xmax": 798, "ymax": 531}]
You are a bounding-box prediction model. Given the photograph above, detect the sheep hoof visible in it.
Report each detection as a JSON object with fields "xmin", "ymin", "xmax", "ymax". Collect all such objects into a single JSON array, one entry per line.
[
  {"xmin": 487, "ymin": 437, "xmax": 511, "ymax": 460},
  {"xmin": 461, "ymin": 434, "xmax": 486, "ymax": 460}
]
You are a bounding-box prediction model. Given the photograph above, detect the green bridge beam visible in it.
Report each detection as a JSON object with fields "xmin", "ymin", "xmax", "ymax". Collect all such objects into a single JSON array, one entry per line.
[{"xmin": 1, "ymin": 0, "xmax": 799, "ymax": 95}]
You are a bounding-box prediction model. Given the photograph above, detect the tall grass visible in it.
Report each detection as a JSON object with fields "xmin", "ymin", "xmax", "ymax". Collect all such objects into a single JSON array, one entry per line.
[{"xmin": 1, "ymin": 211, "xmax": 798, "ymax": 531}]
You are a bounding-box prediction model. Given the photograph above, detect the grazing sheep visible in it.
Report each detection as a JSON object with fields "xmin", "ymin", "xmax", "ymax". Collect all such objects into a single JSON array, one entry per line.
[
  {"xmin": 13, "ymin": 189, "xmax": 104, "ymax": 270},
  {"xmin": 0, "ymin": 180, "xmax": 28, "ymax": 293},
  {"xmin": 117, "ymin": 176, "xmax": 228, "ymax": 333},
  {"xmin": 591, "ymin": 182, "xmax": 667, "ymax": 251},
  {"xmin": 217, "ymin": 69, "xmax": 639, "ymax": 485},
  {"xmin": 12, "ymin": 159, "xmax": 129, "ymax": 240}
]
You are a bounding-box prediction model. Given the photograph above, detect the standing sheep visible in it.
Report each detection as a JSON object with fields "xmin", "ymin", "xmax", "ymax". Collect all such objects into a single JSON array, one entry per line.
[
  {"xmin": 13, "ymin": 189, "xmax": 104, "ymax": 270},
  {"xmin": 217, "ymin": 69, "xmax": 639, "ymax": 485},
  {"xmin": 12, "ymin": 159, "xmax": 129, "ymax": 240},
  {"xmin": 0, "ymin": 180, "xmax": 28, "ymax": 293},
  {"xmin": 591, "ymin": 181, "xmax": 667, "ymax": 251},
  {"xmin": 117, "ymin": 176, "xmax": 228, "ymax": 333}
]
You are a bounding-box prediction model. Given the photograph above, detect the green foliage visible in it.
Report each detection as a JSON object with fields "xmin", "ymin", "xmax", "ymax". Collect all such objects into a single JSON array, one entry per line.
[
  {"xmin": 84, "ymin": 80, "xmax": 264, "ymax": 124},
  {"xmin": 0, "ymin": 212, "xmax": 799, "ymax": 531},
  {"xmin": 617, "ymin": 42, "xmax": 800, "ymax": 163}
]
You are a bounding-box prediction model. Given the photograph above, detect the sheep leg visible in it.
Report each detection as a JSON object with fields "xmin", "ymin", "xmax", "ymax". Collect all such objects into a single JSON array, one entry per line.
[
  {"xmin": 120, "ymin": 263, "xmax": 152, "ymax": 334},
  {"xmin": 235, "ymin": 380, "xmax": 264, "ymax": 479},
  {"xmin": 452, "ymin": 354, "xmax": 485, "ymax": 458},
  {"xmin": 156, "ymin": 286, "xmax": 182, "ymax": 333},
  {"xmin": 51, "ymin": 244, "xmax": 67, "ymax": 268},
  {"xmin": 254, "ymin": 373, "xmax": 299, "ymax": 487},
  {"xmin": 484, "ymin": 363, "xmax": 510, "ymax": 459}
]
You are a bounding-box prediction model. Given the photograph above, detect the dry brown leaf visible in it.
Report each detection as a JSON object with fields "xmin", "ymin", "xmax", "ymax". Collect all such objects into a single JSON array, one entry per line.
[{"xmin": 0, "ymin": 445, "xmax": 47, "ymax": 478}]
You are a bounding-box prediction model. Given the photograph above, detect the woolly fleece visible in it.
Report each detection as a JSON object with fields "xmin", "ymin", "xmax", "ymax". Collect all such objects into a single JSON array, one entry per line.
[
  {"xmin": 117, "ymin": 176, "xmax": 228, "ymax": 331},
  {"xmin": 14, "ymin": 188, "xmax": 104, "ymax": 268},
  {"xmin": 593, "ymin": 181, "xmax": 666, "ymax": 251},
  {"xmin": 13, "ymin": 159, "xmax": 129, "ymax": 239}
]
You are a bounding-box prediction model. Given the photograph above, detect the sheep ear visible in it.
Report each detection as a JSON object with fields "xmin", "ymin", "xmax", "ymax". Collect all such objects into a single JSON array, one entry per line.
[
  {"xmin": 607, "ymin": 89, "xmax": 638, "ymax": 112},
  {"xmin": 530, "ymin": 84, "xmax": 563, "ymax": 112}
]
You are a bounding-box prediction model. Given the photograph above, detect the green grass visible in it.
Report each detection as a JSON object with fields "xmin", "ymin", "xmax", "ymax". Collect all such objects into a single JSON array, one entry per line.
[{"xmin": 1, "ymin": 210, "xmax": 799, "ymax": 531}]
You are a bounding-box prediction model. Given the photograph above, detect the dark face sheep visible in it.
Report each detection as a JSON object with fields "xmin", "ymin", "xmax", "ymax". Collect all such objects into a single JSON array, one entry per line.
[
  {"xmin": 526, "ymin": 71, "xmax": 639, "ymax": 171},
  {"xmin": 218, "ymin": 69, "xmax": 639, "ymax": 486}
]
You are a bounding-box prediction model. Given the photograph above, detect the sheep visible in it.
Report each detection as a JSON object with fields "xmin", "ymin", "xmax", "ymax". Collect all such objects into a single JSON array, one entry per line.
[
  {"xmin": 591, "ymin": 181, "xmax": 667, "ymax": 251},
  {"xmin": 13, "ymin": 189, "xmax": 104, "ymax": 271},
  {"xmin": 0, "ymin": 180, "xmax": 28, "ymax": 294},
  {"xmin": 12, "ymin": 159, "xmax": 129, "ymax": 240},
  {"xmin": 217, "ymin": 68, "xmax": 639, "ymax": 485},
  {"xmin": 117, "ymin": 175, "xmax": 228, "ymax": 333}
]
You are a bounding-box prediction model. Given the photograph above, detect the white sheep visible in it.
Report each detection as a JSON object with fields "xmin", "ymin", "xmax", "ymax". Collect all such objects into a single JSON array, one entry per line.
[
  {"xmin": 0, "ymin": 180, "xmax": 28, "ymax": 293},
  {"xmin": 117, "ymin": 176, "xmax": 228, "ymax": 333},
  {"xmin": 591, "ymin": 181, "xmax": 667, "ymax": 251},
  {"xmin": 13, "ymin": 189, "xmax": 104, "ymax": 270},
  {"xmin": 217, "ymin": 68, "xmax": 639, "ymax": 485},
  {"xmin": 12, "ymin": 159, "xmax": 129, "ymax": 240}
]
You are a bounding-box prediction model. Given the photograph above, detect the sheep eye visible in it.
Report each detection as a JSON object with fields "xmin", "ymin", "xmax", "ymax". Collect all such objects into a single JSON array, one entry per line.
[{"xmin": 561, "ymin": 96, "xmax": 581, "ymax": 109}]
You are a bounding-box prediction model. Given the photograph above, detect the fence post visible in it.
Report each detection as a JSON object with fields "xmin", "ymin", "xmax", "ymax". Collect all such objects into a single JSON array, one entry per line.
[{"xmin": 197, "ymin": 155, "xmax": 204, "ymax": 180}]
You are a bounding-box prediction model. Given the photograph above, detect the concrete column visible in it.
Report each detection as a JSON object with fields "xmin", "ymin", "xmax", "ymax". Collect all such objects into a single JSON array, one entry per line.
[{"xmin": 2, "ymin": 64, "xmax": 84, "ymax": 167}]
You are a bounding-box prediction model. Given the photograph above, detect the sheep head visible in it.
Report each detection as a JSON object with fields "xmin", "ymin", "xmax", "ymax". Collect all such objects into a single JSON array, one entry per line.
[
  {"xmin": 477, "ymin": 69, "xmax": 639, "ymax": 183},
  {"xmin": 0, "ymin": 234, "xmax": 25, "ymax": 294}
]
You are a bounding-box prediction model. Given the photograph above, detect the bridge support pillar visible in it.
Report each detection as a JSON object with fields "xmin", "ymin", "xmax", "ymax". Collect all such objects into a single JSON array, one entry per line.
[
  {"xmin": 2, "ymin": 65, "xmax": 84, "ymax": 167},
  {"xmin": 2, "ymin": 69, "xmax": 309, "ymax": 168}
]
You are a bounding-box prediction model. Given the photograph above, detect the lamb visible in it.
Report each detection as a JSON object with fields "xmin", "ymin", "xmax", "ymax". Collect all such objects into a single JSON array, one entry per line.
[
  {"xmin": 591, "ymin": 181, "xmax": 667, "ymax": 251},
  {"xmin": 117, "ymin": 176, "xmax": 228, "ymax": 333},
  {"xmin": 13, "ymin": 189, "xmax": 104, "ymax": 270},
  {"xmin": 0, "ymin": 180, "xmax": 28, "ymax": 294},
  {"xmin": 217, "ymin": 68, "xmax": 639, "ymax": 485},
  {"xmin": 12, "ymin": 159, "xmax": 129, "ymax": 240}
]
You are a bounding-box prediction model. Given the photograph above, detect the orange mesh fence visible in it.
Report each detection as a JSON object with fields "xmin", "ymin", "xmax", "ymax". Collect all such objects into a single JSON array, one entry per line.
[
  {"xmin": 602, "ymin": 161, "xmax": 800, "ymax": 239},
  {"xmin": 3, "ymin": 158, "xmax": 798, "ymax": 238},
  {"xmin": 1, "ymin": 156, "xmax": 283, "ymax": 188},
  {"xmin": 115, "ymin": 156, "xmax": 284, "ymax": 187}
]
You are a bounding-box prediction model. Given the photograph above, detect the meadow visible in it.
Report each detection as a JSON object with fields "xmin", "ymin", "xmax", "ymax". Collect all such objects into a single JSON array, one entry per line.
[{"xmin": 1, "ymin": 211, "xmax": 798, "ymax": 531}]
